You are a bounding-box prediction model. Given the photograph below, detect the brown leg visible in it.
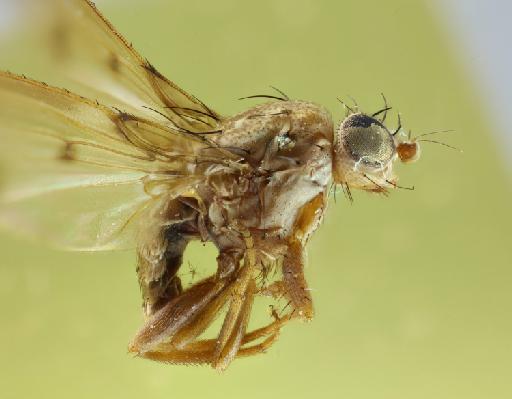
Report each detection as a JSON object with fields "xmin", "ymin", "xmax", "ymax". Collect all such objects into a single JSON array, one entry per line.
[
  {"xmin": 130, "ymin": 233, "xmax": 298, "ymax": 369},
  {"xmin": 168, "ymin": 248, "xmax": 245, "ymax": 349},
  {"xmin": 237, "ymin": 332, "xmax": 280, "ymax": 357},
  {"xmin": 211, "ymin": 239, "xmax": 258, "ymax": 369},
  {"xmin": 169, "ymin": 285, "xmax": 232, "ymax": 349},
  {"xmin": 212, "ymin": 278, "xmax": 256, "ymax": 370},
  {"xmin": 282, "ymin": 240, "xmax": 314, "ymax": 321},
  {"xmin": 140, "ymin": 344, "xmax": 214, "ymax": 365},
  {"xmin": 140, "ymin": 308, "xmax": 289, "ymax": 365},
  {"xmin": 131, "ymin": 242, "xmax": 250, "ymax": 353},
  {"xmin": 129, "ymin": 275, "xmax": 235, "ymax": 353},
  {"xmin": 129, "ymin": 242, "xmax": 255, "ymax": 367}
]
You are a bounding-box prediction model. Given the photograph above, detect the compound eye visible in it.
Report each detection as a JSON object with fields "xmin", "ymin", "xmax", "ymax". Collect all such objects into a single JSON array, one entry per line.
[{"xmin": 340, "ymin": 113, "xmax": 395, "ymax": 168}]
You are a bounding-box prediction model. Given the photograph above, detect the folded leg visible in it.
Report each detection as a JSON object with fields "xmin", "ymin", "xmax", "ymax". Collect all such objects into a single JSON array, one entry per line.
[
  {"xmin": 129, "ymin": 274, "xmax": 235, "ymax": 354},
  {"xmin": 140, "ymin": 306, "xmax": 290, "ymax": 366},
  {"xmin": 131, "ymin": 231, "xmax": 291, "ymax": 369}
]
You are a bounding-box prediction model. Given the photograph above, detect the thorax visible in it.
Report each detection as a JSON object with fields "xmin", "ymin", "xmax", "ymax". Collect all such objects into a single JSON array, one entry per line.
[{"xmin": 199, "ymin": 101, "xmax": 334, "ymax": 246}]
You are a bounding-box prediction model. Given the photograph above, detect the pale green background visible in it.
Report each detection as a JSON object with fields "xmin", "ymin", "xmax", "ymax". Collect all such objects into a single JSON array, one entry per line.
[{"xmin": 0, "ymin": 1, "xmax": 511, "ymax": 398}]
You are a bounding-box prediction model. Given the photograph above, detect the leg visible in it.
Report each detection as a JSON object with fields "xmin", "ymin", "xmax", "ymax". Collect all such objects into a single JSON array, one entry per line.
[
  {"xmin": 282, "ymin": 240, "xmax": 314, "ymax": 321},
  {"xmin": 129, "ymin": 274, "xmax": 235, "ymax": 353},
  {"xmin": 237, "ymin": 332, "xmax": 280, "ymax": 357},
  {"xmin": 212, "ymin": 277, "xmax": 256, "ymax": 370},
  {"xmin": 130, "ymin": 243, "xmax": 251, "ymax": 364},
  {"xmin": 140, "ymin": 304, "xmax": 290, "ymax": 365},
  {"xmin": 212, "ymin": 234, "xmax": 299, "ymax": 368},
  {"xmin": 131, "ymin": 231, "xmax": 298, "ymax": 369}
]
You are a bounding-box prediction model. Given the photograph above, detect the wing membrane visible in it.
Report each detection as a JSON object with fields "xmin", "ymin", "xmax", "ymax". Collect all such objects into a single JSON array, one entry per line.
[
  {"xmin": 0, "ymin": 71, "xmax": 208, "ymax": 250},
  {"xmin": 22, "ymin": 0, "xmax": 219, "ymax": 130},
  {"xmin": 0, "ymin": 1, "xmax": 242, "ymax": 250}
]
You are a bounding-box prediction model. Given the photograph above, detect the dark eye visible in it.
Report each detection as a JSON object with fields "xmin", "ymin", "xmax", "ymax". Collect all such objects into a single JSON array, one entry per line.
[{"xmin": 340, "ymin": 113, "xmax": 395, "ymax": 167}]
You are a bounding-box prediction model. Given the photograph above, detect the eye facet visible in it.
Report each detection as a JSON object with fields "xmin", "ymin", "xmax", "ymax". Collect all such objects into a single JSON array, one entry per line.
[{"xmin": 340, "ymin": 113, "xmax": 395, "ymax": 168}]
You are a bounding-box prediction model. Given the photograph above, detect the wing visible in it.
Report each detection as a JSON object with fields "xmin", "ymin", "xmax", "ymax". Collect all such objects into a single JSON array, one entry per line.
[
  {"xmin": 20, "ymin": 0, "xmax": 219, "ymax": 131},
  {"xmin": 0, "ymin": 71, "xmax": 236, "ymax": 251},
  {"xmin": 0, "ymin": 1, "xmax": 246, "ymax": 250}
]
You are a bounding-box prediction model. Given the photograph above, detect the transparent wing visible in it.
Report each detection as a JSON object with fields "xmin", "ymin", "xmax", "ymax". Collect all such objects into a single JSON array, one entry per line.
[
  {"xmin": 0, "ymin": 71, "xmax": 219, "ymax": 251},
  {"xmin": 20, "ymin": 0, "xmax": 219, "ymax": 130}
]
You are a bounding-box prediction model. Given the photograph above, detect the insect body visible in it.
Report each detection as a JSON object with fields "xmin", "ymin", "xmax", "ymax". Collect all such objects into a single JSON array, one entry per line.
[
  {"xmin": 0, "ymin": 0, "xmax": 424, "ymax": 370},
  {"xmin": 131, "ymin": 100, "xmax": 334, "ymax": 369}
]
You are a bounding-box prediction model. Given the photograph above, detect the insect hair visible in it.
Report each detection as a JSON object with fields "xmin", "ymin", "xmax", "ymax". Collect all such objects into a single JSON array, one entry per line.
[
  {"xmin": 239, "ymin": 86, "xmax": 290, "ymax": 102},
  {"xmin": 371, "ymin": 93, "xmax": 392, "ymax": 123},
  {"xmin": 392, "ymin": 113, "xmax": 402, "ymax": 136},
  {"xmin": 385, "ymin": 180, "xmax": 415, "ymax": 191},
  {"xmin": 363, "ymin": 174, "xmax": 389, "ymax": 196},
  {"xmin": 142, "ymin": 105, "xmax": 223, "ymax": 136},
  {"xmin": 341, "ymin": 182, "xmax": 353, "ymax": 203}
]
